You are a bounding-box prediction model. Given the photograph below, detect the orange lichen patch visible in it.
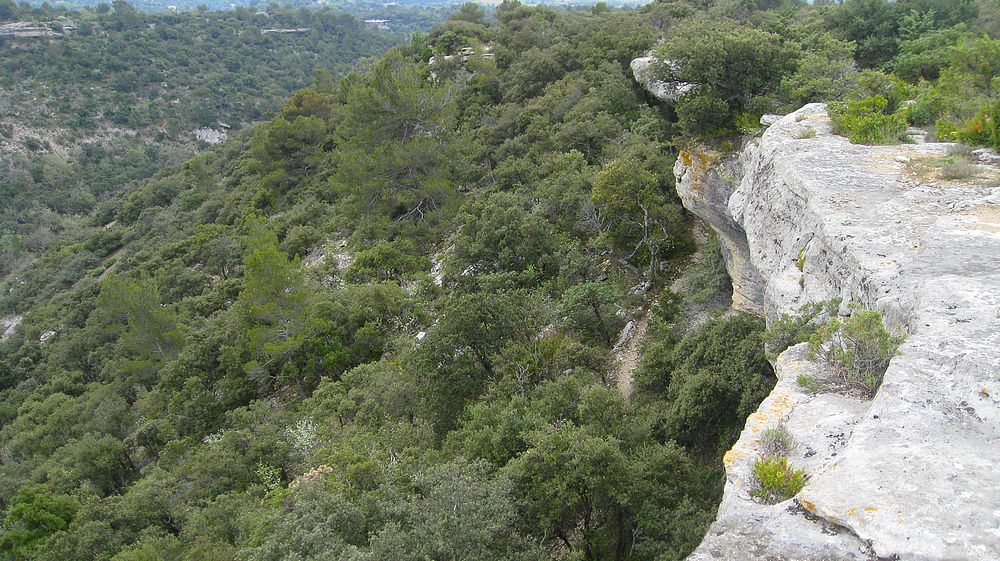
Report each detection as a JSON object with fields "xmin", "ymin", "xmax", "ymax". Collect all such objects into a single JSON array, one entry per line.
[
  {"xmin": 863, "ymin": 506, "xmax": 878, "ymax": 513},
  {"xmin": 767, "ymin": 394, "xmax": 795, "ymax": 413},
  {"xmin": 800, "ymin": 499, "xmax": 816, "ymax": 512},
  {"xmin": 723, "ymin": 449, "xmax": 742, "ymax": 465}
]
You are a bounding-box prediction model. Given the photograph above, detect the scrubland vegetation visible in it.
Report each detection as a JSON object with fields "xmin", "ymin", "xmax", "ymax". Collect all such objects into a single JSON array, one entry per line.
[{"xmin": 0, "ymin": 0, "xmax": 995, "ymax": 560}]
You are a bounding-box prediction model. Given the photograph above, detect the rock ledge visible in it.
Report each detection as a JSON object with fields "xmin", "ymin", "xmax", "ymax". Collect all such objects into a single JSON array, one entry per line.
[{"xmin": 678, "ymin": 103, "xmax": 1000, "ymax": 561}]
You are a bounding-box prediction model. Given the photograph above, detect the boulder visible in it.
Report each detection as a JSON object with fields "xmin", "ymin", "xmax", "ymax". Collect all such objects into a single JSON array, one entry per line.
[{"xmin": 630, "ymin": 55, "xmax": 693, "ymax": 104}]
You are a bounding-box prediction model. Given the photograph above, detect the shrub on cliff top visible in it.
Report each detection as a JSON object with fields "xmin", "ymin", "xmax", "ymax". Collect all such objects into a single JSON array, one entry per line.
[
  {"xmin": 829, "ymin": 95, "xmax": 908, "ymax": 144},
  {"xmin": 809, "ymin": 307, "xmax": 904, "ymax": 398},
  {"xmin": 751, "ymin": 456, "xmax": 805, "ymax": 504},
  {"xmin": 763, "ymin": 299, "xmax": 840, "ymax": 359}
]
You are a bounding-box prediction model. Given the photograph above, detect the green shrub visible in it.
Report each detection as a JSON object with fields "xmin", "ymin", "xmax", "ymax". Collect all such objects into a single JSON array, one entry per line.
[
  {"xmin": 751, "ymin": 456, "xmax": 805, "ymax": 504},
  {"xmin": 763, "ymin": 299, "xmax": 839, "ymax": 358},
  {"xmin": 796, "ymin": 374, "xmax": 820, "ymax": 393},
  {"xmin": 957, "ymin": 102, "xmax": 1000, "ymax": 150},
  {"xmin": 809, "ymin": 307, "xmax": 904, "ymax": 398},
  {"xmin": 676, "ymin": 91, "xmax": 733, "ymax": 138},
  {"xmin": 934, "ymin": 118, "xmax": 961, "ymax": 142},
  {"xmin": 829, "ymin": 95, "xmax": 908, "ymax": 145},
  {"xmin": 735, "ymin": 112, "xmax": 763, "ymax": 136}
]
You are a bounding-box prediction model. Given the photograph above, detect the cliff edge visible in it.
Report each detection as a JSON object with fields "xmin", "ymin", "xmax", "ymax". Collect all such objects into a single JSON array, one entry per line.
[{"xmin": 675, "ymin": 103, "xmax": 1000, "ymax": 560}]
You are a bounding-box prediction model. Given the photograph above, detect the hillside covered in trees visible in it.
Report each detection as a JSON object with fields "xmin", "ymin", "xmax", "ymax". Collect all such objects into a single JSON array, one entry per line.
[
  {"xmin": 0, "ymin": 0, "xmax": 998, "ymax": 560},
  {"xmin": 0, "ymin": 0, "xmax": 405, "ymax": 282}
]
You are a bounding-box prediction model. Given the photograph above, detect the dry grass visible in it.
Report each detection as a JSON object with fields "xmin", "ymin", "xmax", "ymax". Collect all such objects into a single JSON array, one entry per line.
[{"xmin": 939, "ymin": 160, "xmax": 980, "ymax": 181}]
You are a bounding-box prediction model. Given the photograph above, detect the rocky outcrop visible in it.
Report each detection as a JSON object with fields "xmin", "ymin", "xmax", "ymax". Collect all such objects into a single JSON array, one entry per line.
[
  {"xmin": 630, "ymin": 56, "xmax": 692, "ymax": 104},
  {"xmin": 675, "ymin": 148, "xmax": 764, "ymax": 314},
  {"xmin": 1, "ymin": 315, "xmax": 22, "ymax": 342},
  {"xmin": 677, "ymin": 103, "xmax": 1000, "ymax": 560}
]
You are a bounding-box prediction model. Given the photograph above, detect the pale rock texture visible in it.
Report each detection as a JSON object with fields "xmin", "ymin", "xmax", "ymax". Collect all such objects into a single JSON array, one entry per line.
[
  {"xmin": 1, "ymin": 315, "xmax": 22, "ymax": 341},
  {"xmin": 630, "ymin": 56, "xmax": 693, "ymax": 104},
  {"xmin": 675, "ymin": 103, "xmax": 1000, "ymax": 561},
  {"xmin": 194, "ymin": 128, "xmax": 227, "ymax": 144}
]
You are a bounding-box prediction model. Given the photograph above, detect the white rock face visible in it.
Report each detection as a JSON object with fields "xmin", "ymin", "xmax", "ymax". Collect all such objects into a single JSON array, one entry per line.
[
  {"xmin": 1, "ymin": 315, "xmax": 22, "ymax": 341},
  {"xmin": 677, "ymin": 103, "xmax": 1000, "ymax": 560},
  {"xmin": 630, "ymin": 56, "xmax": 693, "ymax": 104},
  {"xmin": 194, "ymin": 128, "xmax": 227, "ymax": 144}
]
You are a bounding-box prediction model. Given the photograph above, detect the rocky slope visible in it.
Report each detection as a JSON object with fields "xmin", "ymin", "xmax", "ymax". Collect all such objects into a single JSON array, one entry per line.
[{"xmin": 674, "ymin": 104, "xmax": 1000, "ymax": 560}]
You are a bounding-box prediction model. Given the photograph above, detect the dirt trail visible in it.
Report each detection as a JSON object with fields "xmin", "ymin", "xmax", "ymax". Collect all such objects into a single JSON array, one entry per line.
[
  {"xmin": 613, "ymin": 312, "xmax": 648, "ymax": 399},
  {"xmin": 612, "ymin": 220, "xmax": 712, "ymax": 399}
]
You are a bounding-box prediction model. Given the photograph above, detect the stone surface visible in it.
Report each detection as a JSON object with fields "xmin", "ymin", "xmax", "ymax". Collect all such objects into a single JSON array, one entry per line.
[
  {"xmin": 675, "ymin": 146, "xmax": 765, "ymax": 315},
  {"xmin": 630, "ymin": 55, "xmax": 693, "ymax": 104},
  {"xmin": 760, "ymin": 114, "xmax": 783, "ymax": 126},
  {"xmin": 1, "ymin": 315, "xmax": 22, "ymax": 341},
  {"xmin": 194, "ymin": 127, "xmax": 227, "ymax": 144},
  {"xmin": 688, "ymin": 344, "xmax": 870, "ymax": 561},
  {"xmin": 678, "ymin": 103, "xmax": 1000, "ymax": 561}
]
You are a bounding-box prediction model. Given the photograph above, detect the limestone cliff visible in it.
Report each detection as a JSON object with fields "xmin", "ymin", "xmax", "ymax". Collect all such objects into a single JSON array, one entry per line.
[{"xmin": 674, "ymin": 103, "xmax": 1000, "ymax": 560}]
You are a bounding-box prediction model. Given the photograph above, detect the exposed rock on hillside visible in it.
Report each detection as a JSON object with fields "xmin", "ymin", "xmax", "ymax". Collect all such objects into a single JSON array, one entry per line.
[
  {"xmin": 630, "ymin": 56, "xmax": 692, "ymax": 104},
  {"xmin": 676, "ymin": 103, "xmax": 1000, "ymax": 560},
  {"xmin": 1, "ymin": 315, "xmax": 22, "ymax": 341}
]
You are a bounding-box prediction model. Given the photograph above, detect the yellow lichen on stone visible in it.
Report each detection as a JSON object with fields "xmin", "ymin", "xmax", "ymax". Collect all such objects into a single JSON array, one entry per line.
[
  {"xmin": 864, "ymin": 506, "xmax": 878, "ymax": 513},
  {"xmin": 723, "ymin": 449, "xmax": 742, "ymax": 465}
]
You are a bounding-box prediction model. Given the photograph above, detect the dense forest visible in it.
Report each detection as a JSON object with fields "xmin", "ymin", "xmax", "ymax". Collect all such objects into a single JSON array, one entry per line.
[
  {"xmin": 0, "ymin": 1, "xmax": 403, "ymax": 281},
  {"xmin": 0, "ymin": 0, "xmax": 998, "ymax": 560}
]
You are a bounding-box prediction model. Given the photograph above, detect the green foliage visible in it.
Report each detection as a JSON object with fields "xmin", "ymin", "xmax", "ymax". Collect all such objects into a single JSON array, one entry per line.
[
  {"xmin": 98, "ymin": 275, "xmax": 184, "ymax": 361},
  {"xmin": 763, "ymin": 299, "xmax": 840, "ymax": 358},
  {"xmin": 559, "ymin": 282, "xmax": 624, "ymax": 347},
  {"xmin": 809, "ymin": 307, "xmax": 905, "ymax": 398},
  {"xmin": 346, "ymin": 239, "xmax": 429, "ymax": 283},
  {"xmin": 796, "ymin": 374, "xmax": 820, "ymax": 393},
  {"xmin": 644, "ymin": 314, "xmax": 775, "ymax": 451},
  {"xmin": 829, "ymin": 95, "xmax": 909, "ymax": 144},
  {"xmin": 957, "ymin": 101, "xmax": 1000, "ymax": 149},
  {"xmin": 0, "ymin": 6, "xmax": 396, "ymax": 275},
  {"xmin": 0, "ymin": 485, "xmax": 79, "ymax": 560},
  {"xmin": 780, "ymin": 33, "xmax": 859, "ymax": 108},
  {"xmin": 5, "ymin": 2, "xmax": 946, "ymax": 560},
  {"xmin": 655, "ymin": 18, "xmax": 800, "ymax": 137},
  {"xmin": 592, "ymin": 158, "xmax": 683, "ymax": 277},
  {"xmin": 678, "ymin": 232, "xmax": 729, "ymax": 305},
  {"xmin": 751, "ymin": 456, "xmax": 805, "ymax": 504}
]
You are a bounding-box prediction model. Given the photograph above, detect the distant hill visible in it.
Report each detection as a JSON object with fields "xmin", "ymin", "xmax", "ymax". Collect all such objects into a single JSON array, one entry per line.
[{"xmin": 0, "ymin": 1, "xmax": 415, "ymax": 280}]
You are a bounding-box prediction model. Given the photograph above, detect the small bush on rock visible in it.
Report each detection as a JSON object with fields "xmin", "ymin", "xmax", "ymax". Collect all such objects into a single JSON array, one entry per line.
[
  {"xmin": 829, "ymin": 95, "xmax": 907, "ymax": 145},
  {"xmin": 796, "ymin": 374, "xmax": 820, "ymax": 393},
  {"xmin": 809, "ymin": 307, "xmax": 904, "ymax": 398},
  {"xmin": 760, "ymin": 424, "xmax": 795, "ymax": 458},
  {"xmin": 751, "ymin": 456, "xmax": 805, "ymax": 504},
  {"xmin": 764, "ymin": 299, "xmax": 840, "ymax": 359}
]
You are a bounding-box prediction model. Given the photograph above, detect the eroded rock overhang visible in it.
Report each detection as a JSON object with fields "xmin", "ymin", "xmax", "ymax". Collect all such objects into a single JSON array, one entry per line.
[{"xmin": 675, "ymin": 103, "xmax": 1000, "ymax": 560}]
